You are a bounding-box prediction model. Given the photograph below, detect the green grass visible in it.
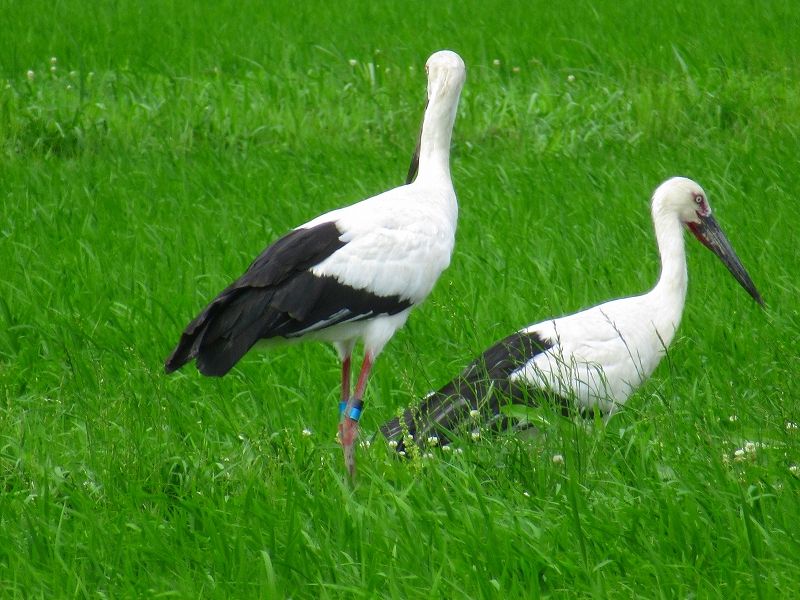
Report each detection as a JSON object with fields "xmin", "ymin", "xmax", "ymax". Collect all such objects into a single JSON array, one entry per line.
[{"xmin": 2, "ymin": 0, "xmax": 800, "ymax": 597}]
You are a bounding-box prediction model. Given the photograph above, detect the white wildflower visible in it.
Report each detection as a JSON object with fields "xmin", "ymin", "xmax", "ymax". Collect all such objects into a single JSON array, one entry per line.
[
  {"xmin": 423, "ymin": 453, "xmax": 433, "ymax": 459},
  {"xmin": 26, "ymin": 70, "xmax": 35, "ymax": 81},
  {"xmin": 442, "ymin": 445, "xmax": 452, "ymax": 452},
  {"xmin": 455, "ymin": 448, "xmax": 464, "ymax": 455},
  {"xmin": 786, "ymin": 422, "xmax": 798, "ymax": 431},
  {"xmin": 567, "ymin": 74, "xmax": 576, "ymax": 83},
  {"xmin": 744, "ymin": 441, "xmax": 757, "ymax": 454},
  {"xmin": 50, "ymin": 56, "xmax": 57, "ymax": 65},
  {"xmin": 492, "ymin": 59, "xmax": 501, "ymax": 67},
  {"xmin": 348, "ymin": 59, "xmax": 357, "ymax": 67},
  {"xmin": 552, "ymin": 454, "xmax": 565, "ymax": 465},
  {"xmin": 398, "ymin": 450, "xmax": 406, "ymax": 457},
  {"xmin": 512, "ymin": 66, "xmax": 521, "ymax": 73},
  {"xmin": 734, "ymin": 448, "xmax": 746, "ymax": 462},
  {"xmin": 426, "ymin": 436, "xmax": 439, "ymax": 446},
  {"xmin": 301, "ymin": 428, "xmax": 312, "ymax": 437},
  {"xmin": 790, "ymin": 465, "xmax": 799, "ymax": 475},
  {"xmin": 388, "ymin": 440, "xmax": 398, "ymax": 449},
  {"xmin": 469, "ymin": 409, "xmax": 480, "ymax": 419},
  {"xmin": 523, "ymin": 491, "xmax": 530, "ymax": 497},
  {"xmin": 729, "ymin": 415, "xmax": 738, "ymax": 422},
  {"xmin": 471, "ymin": 431, "xmax": 481, "ymax": 441}
]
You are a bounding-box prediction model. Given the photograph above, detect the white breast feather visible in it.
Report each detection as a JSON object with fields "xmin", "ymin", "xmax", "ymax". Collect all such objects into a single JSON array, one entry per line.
[
  {"xmin": 307, "ymin": 184, "xmax": 458, "ymax": 303},
  {"xmin": 511, "ymin": 294, "xmax": 682, "ymax": 412}
]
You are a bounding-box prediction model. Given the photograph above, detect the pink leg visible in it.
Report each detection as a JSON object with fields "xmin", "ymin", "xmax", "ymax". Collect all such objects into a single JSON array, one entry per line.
[
  {"xmin": 337, "ymin": 355, "xmax": 352, "ymax": 441},
  {"xmin": 342, "ymin": 352, "xmax": 374, "ymax": 479}
]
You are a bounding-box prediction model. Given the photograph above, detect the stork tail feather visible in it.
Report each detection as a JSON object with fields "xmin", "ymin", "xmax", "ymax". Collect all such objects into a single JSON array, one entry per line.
[{"xmin": 380, "ymin": 331, "xmax": 560, "ymax": 452}]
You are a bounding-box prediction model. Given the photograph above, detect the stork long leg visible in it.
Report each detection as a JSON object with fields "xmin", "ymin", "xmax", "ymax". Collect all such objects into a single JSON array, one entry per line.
[
  {"xmin": 341, "ymin": 352, "xmax": 374, "ymax": 479},
  {"xmin": 337, "ymin": 354, "xmax": 352, "ymax": 441},
  {"xmin": 334, "ymin": 340, "xmax": 355, "ymax": 442}
]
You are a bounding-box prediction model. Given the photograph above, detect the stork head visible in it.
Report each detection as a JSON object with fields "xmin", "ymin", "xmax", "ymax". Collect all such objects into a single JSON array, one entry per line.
[
  {"xmin": 406, "ymin": 50, "xmax": 466, "ymax": 184},
  {"xmin": 653, "ymin": 177, "xmax": 764, "ymax": 306},
  {"xmin": 425, "ymin": 50, "xmax": 466, "ymax": 103}
]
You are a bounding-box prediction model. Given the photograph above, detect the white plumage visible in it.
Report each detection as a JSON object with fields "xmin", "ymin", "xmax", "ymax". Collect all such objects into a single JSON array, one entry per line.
[
  {"xmin": 166, "ymin": 50, "xmax": 467, "ymax": 477},
  {"xmin": 381, "ymin": 177, "xmax": 763, "ymax": 448}
]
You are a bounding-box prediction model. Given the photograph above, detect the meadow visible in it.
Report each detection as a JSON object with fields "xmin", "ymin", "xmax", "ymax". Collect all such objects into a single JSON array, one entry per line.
[{"xmin": 2, "ymin": 0, "xmax": 800, "ymax": 597}]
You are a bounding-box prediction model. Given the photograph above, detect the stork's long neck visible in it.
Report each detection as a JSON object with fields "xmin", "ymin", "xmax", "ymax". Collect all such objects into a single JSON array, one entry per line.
[
  {"xmin": 414, "ymin": 89, "xmax": 460, "ymax": 185},
  {"xmin": 649, "ymin": 207, "xmax": 688, "ymax": 326}
]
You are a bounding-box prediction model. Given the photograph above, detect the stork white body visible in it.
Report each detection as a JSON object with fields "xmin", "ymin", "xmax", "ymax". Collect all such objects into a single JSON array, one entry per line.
[
  {"xmin": 166, "ymin": 50, "xmax": 467, "ymax": 477},
  {"xmin": 300, "ymin": 178, "xmax": 459, "ymax": 353},
  {"xmin": 381, "ymin": 177, "xmax": 763, "ymax": 448}
]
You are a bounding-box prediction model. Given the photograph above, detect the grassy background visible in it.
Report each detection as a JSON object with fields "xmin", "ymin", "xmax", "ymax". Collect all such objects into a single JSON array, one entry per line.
[{"xmin": 2, "ymin": 0, "xmax": 799, "ymax": 597}]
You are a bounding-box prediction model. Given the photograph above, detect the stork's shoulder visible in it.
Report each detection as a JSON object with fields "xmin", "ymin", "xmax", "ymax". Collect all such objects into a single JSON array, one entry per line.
[
  {"xmin": 303, "ymin": 181, "xmax": 456, "ymax": 235},
  {"xmin": 522, "ymin": 295, "xmax": 653, "ymax": 349}
]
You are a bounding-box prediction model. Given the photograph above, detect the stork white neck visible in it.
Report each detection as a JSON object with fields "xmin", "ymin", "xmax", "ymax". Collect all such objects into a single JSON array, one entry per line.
[
  {"xmin": 649, "ymin": 200, "xmax": 688, "ymax": 326},
  {"xmin": 415, "ymin": 101, "xmax": 459, "ymax": 183}
]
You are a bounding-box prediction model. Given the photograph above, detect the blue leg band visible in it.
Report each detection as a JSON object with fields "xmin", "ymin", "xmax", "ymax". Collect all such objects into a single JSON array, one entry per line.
[
  {"xmin": 345, "ymin": 399, "xmax": 364, "ymax": 422},
  {"xmin": 339, "ymin": 401, "xmax": 347, "ymax": 416}
]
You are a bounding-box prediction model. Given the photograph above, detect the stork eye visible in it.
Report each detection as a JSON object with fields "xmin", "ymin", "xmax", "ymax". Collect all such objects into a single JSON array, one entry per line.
[{"xmin": 693, "ymin": 194, "xmax": 704, "ymax": 205}]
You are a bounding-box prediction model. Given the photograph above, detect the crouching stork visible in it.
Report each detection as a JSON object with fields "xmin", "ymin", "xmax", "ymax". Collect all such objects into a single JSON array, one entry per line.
[{"xmin": 381, "ymin": 177, "xmax": 763, "ymax": 451}]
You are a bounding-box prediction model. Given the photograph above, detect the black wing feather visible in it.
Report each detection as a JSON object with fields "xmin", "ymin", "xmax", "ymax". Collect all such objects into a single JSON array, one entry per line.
[
  {"xmin": 380, "ymin": 331, "xmax": 570, "ymax": 451},
  {"xmin": 165, "ymin": 221, "xmax": 411, "ymax": 377}
]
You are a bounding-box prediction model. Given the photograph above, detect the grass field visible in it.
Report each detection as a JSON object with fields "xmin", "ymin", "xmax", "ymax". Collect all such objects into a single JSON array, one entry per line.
[{"xmin": 2, "ymin": 0, "xmax": 800, "ymax": 597}]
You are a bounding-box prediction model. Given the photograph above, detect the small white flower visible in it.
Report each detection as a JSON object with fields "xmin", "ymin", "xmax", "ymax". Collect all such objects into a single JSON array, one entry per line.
[
  {"xmin": 790, "ymin": 465, "xmax": 799, "ymax": 475},
  {"xmin": 50, "ymin": 65, "xmax": 57, "ymax": 73},
  {"xmin": 471, "ymin": 431, "xmax": 481, "ymax": 441},
  {"xmin": 786, "ymin": 422, "xmax": 798, "ymax": 431},
  {"xmin": 567, "ymin": 74, "xmax": 576, "ymax": 83},
  {"xmin": 50, "ymin": 56, "xmax": 57, "ymax": 65},
  {"xmin": 26, "ymin": 70, "xmax": 35, "ymax": 81},
  {"xmin": 512, "ymin": 66, "xmax": 521, "ymax": 73},
  {"xmin": 492, "ymin": 59, "xmax": 501, "ymax": 67},
  {"xmin": 744, "ymin": 441, "xmax": 756, "ymax": 454},
  {"xmin": 469, "ymin": 409, "xmax": 480, "ymax": 419},
  {"xmin": 388, "ymin": 440, "xmax": 398, "ymax": 449},
  {"xmin": 361, "ymin": 439, "xmax": 371, "ymax": 449},
  {"xmin": 426, "ymin": 436, "xmax": 439, "ymax": 446},
  {"xmin": 423, "ymin": 453, "xmax": 433, "ymax": 459},
  {"xmin": 398, "ymin": 450, "xmax": 406, "ymax": 457},
  {"xmin": 552, "ymin": 454, "xmax": 565, "ymax": 465},
  {"xmin": 523, "ymin": 491, "xmax": 530, "ymax": 497},
  {"xmin": 442, "ymin": 445, "xmax": 452, "ymax": 452},
  {"xmin": 729, "ymin": 415, "xmax": 738, "ymax": 422},
  {"xmin": 348, "ymin": 59, "xmax": 357, "ymax": 67},
  {"xmin": 455, "ymin": 448, "xmax": 464, "ymax": 455},
  {"xmin": 301, "ymin": 428, "xmax": 312, "ymax": 437},
  {"xmin": 733, "ymin": 448, "xmax": 746, "ymax": 462}
]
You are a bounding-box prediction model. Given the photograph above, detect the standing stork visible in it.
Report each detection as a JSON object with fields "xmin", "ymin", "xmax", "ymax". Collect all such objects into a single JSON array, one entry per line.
[
  {"xmin": 381, "ymin": 177, "xmax": 763, "ymax": 451},
  {"xmin": 165, "ymin": 50, "xmax": 466, "ymax": 477}
]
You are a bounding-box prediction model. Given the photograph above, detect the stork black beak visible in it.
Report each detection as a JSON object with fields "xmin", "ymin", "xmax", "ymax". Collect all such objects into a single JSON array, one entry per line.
[
  {"xmin": 687, "ymin": 213, "xmax": 764, "ymax": 306},
  {"xmin": 405, "ymin": 98, "xmax": 428, "ymax": 184}
]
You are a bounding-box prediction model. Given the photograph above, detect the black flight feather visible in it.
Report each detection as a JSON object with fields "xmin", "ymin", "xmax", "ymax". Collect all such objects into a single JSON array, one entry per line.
[
  {"xmin": 165, "ymin": 221, "xmax": 412, "ymax": 377},
  {"xmin": 380, "ymin": 331, "xmax": 571, "ymax": 451}
]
